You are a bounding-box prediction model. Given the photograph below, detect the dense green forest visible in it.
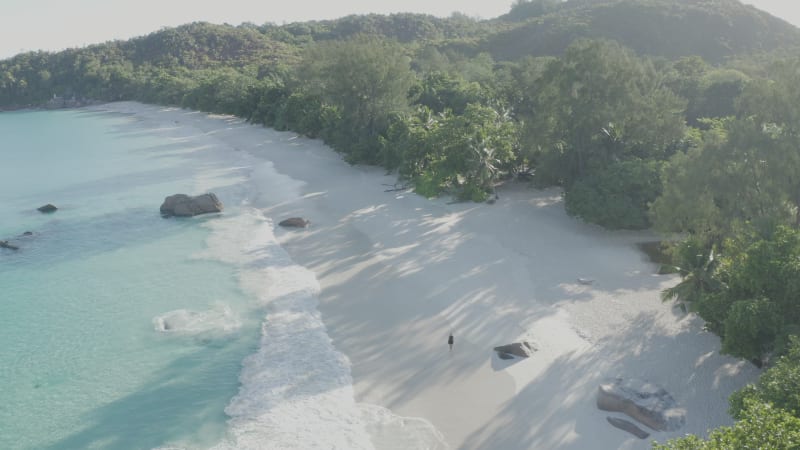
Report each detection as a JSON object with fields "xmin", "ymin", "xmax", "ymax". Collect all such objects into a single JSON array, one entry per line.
[{"xmin": 2, "ymin": 0, "xmax": 800, "ymax": 445}]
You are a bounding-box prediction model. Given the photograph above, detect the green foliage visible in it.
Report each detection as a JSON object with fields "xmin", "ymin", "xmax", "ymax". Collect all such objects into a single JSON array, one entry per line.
[
  {"xmin": 3, "ymin": 9, "xmax": 800, "ymax": 443},
  {"xmin": 660, "ymin": 238, "xmax": 723, "ymax": 314},
  {"xmin": 662, "ymin": 226, "xmax": 800, "ymax": 362},
  {"xmin": 688, "ymin": 69, "xmax": 748, "ymax": 123},
  {"xmin": 269, "ymin": 13, "xmax": 485, "ymax": 45},
  {"xmin": 411, "ymin": 171, "xmax": 443, "ymax": 199},
  {"xmin": 658, "ymin": 290, "xmax": 800, "ymax": 450},
  {"xmin": 411, "ymin": 71, "xmax": 485, "ymax": 114},
  {"xmin": 736, "ymin": 60, "xmax": 800, "ymax": 225},
  {"xmin": 274, "ymin": 91, "xmax": 331, "ymax": 138},
  {"xmin": 721, "ymin": 226, "xmax": 800, "ymax": 327},
  {"xmin": 249, "ymin": 82, "xmax": 290, "ymax": 127},
  {"xmin": 721, "ymin": 298, "xmax": 782, "ymax": 362},
  {"xmin": 663, "ymin": 57, "xmax": 750, "ymax": 126},
  {"xmin": 729, "ymin": 336, "xmax": 800, "ymax": 421},
  {"xmin": 517, "ymin": 39, "xmax": 684, "ymax": 229},
  {"xmin": 503, "ymin": 0, "xmax": 561, "ymax": 22},
  {"xmin": 653, "ymin": 400, "xmax": 800, "ymax": 449},
  {"xmin": 378, "ymin": 108, "xmax": 435, "ymax": 172},
  {"xmin": 709, "ymin": 225, "xmax": 800, "ymax": 361},
  {"xmin": 651, "ymin": 116, "xmax": 797, "ymax": 239},
  {"xmin": 181, "ymin": 68, "xmax": 257, "ymax": 116},
  {"xmin": 406, "ymin": 104, "xmax": 518, "ymax": 199},
  {"xmin": 650, "ymin": 130, "xmax": 723, "ymax": 238},
  {"xmin": 564, "ymin": 159, "xmax": 664, "ymax": 229},
  {"xmin": 522, "ymin": 39, "xmax": 685, "ymax": 187},
  {"xmin": 128, "ymin": 22, "xmax": 296, "ymax": 70},
  {"xmin": 299, "ymin": 35, "xmax": 416, "ymax": 163},
  {"xmin": 485, "ymin": 0, "xmax": 800, "ymax": 63}
]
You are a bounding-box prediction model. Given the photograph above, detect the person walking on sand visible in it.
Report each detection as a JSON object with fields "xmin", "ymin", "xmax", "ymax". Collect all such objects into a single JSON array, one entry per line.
[{"xmin": 448, "ymin": 333, "xmax": 454, "ymax": 351}]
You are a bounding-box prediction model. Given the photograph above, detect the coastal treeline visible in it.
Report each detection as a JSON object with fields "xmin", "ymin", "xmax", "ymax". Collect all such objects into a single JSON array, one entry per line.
[{"xmin": 2, "ymin": 0, "xmax": 800, "ymax": 445}]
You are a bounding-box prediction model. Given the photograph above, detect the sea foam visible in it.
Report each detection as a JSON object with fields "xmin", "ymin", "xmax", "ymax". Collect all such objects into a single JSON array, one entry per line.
[
  {"xmin": 193, "ymin": 209, "xmax": 447, "ymax": 450},
  {"xmin": 148, "ymin": 105, "xmax": 446, "ymax": 449},
  {"xmin": 153, "ymin": 302, "xmax": 241, "ymax": 335},
  {"xmin": 196, "ymin": 210, "xmax": 373, "ymax": 449}
]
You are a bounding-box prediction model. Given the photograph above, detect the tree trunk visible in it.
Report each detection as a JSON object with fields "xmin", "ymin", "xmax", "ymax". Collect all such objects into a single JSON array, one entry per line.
[{"xmin": 794, "ymin": 191, "xmax": 800, "ymax": 227}]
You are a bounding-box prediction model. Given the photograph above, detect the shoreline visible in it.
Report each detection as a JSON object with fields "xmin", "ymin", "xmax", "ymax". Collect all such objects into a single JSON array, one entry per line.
[{"xmin": 91, "ymin": 102, "xmax": 759, "ymax": 449}]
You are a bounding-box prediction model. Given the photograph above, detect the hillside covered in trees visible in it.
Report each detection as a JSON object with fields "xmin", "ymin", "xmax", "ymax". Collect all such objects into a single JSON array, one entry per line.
[
  {"xmin": 486, "ymin": 0, "xmax": 800, "ymax": 62},
  {"xmin": 3, "ymin": 0, "xmax": 800, "ymax": 446}
]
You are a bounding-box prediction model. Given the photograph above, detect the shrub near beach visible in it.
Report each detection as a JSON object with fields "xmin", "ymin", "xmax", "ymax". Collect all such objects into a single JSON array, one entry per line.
[{"xmin": 651, "ymin": 62, "xmax": 800, "ymax": 447}]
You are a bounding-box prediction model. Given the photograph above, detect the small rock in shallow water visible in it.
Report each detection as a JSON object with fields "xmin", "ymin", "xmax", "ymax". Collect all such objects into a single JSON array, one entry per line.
[
  {"xmin": 279, "ymin": 217, "xmax": 310, "ymax": 228},
  {"xmin": 37, "ymin": 204, "xmax": 57, "ymax": 213}
]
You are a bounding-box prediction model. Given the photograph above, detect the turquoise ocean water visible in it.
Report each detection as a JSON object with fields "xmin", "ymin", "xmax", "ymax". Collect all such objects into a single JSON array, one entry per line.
[
  {"xmin": 0, "ymin": 109, "xmax": 261, "ymax": 449},
  {"xmin": 0, "ymin": 106, "xmax": 446, "ymax": 450}
]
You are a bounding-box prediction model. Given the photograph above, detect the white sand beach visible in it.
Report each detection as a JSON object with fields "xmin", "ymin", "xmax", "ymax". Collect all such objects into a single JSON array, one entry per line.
[{"xmin": 95, "ymin": 102, "xmax": 759, "ymax": 450}]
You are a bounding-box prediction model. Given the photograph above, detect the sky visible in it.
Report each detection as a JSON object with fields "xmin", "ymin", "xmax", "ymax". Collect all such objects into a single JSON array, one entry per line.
[{"xmin": 1, "ymin": 0, "xmax": 799, "ymax": 59}]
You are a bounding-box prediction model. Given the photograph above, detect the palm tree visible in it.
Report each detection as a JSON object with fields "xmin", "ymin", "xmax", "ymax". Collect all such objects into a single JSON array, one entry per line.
[
  {"xmin": 661, "ymin": 239, "xmax": 724, "ymax": 312},
  {"xmin": 470, "ymin": 141, "xmax": 500, "ymax": 191}
]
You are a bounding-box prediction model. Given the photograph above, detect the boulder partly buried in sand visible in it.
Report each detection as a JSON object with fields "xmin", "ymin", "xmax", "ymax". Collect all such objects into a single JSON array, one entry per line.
[
  {"xmin": 597, "ymin": 378, "xmax": 685, "ymax": 432},
  {"xmin": 606, "ymin": 417, "xmax": 650, "ymax": 439},
  {"xmin": 493, "ymin": 342, "xmax": 537, "ymax": 359},
  {"xmin": 160, "ymin": 193, "xmax": 223, "ymax": 217},
  {"xmin": 37, "ymin": 204, "xmax": 58, "ymax": 213},
  {"xmin": 278, "ymin": 217, "xmax": 310, "ymax": 228}
]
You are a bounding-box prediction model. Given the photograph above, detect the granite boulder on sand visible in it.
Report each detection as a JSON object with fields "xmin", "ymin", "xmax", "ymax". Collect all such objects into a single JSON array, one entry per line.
[{"xmin": 597, "ymin": 378, "xmax": 686, "ymax": 432}]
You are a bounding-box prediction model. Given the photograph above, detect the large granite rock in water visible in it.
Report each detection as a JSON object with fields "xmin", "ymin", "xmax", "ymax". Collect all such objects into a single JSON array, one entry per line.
[
  {"xmin": 597, "ymin": 378, "xmax": 685, "ymax": 432},
  {"xmin": 493, "ymin": 342, "xmax": 537, "ymax": 359},
  {"xmin": 160, "ymin": 193, "xmax": 223, "ymax": 217},
  {"xmin": 37, "ymin": 204, "xmax": 57, "ymax": 213}
]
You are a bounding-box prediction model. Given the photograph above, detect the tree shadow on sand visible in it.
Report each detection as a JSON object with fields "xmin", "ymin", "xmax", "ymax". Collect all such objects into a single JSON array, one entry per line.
[{"xmin": 459, "ymin": 312, "xmax": 759, "ymax": 450}]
